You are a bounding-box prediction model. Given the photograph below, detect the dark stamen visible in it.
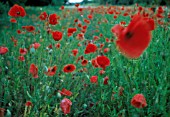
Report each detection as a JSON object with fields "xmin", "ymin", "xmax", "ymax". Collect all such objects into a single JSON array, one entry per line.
[{"xmin": 125, "ymin": 32, "xmax": 133, "ymax": 39}]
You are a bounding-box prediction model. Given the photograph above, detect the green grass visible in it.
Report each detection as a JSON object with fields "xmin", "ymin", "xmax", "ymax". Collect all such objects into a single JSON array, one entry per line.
[{"xmin": 0, "ymin": 5, "xmax": 170, "ymax": 117}]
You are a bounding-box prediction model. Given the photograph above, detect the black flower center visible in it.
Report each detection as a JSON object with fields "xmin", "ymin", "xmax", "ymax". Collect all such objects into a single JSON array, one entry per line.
[{"xmin": 125, "ymin": 32, "xmax": 133, "ymax": 39}]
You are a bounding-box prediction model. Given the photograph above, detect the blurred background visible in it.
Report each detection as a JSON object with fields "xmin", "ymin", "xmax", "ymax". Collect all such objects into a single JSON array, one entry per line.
[{"xmin": 0, "ymin": 0, "xmax": 170, "ymax": 6}]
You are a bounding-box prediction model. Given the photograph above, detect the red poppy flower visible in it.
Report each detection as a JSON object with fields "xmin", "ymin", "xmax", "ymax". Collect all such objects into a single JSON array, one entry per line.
[
  {"xmin": 59, "ymin": 88, "xmax": 72, "ymax": 96},
  {"xmin": 55, "ymin": 43, "xmax": 60, "ymax": 49},
  {"xmin": 0, "ymin": 46, "xmax": 8, "ymax": 55},
  {"xmin": 96, "ymin": 55, "xmax": 110, "ymax": 70},
  {"xmin": 90, "ymin": 76, "xmax": 98, "ymax": 83},
  {"xmin": 29, "ymin": 64, "xmax": 38, "ymax": 78},
  {"xmin": 52, "ymin": 31, "xmax": 63, "ymax": 41},
  {"xmin": 91, "ymin": 58, "xmax": 99, "ymax": 68},
  {"xmin": 32, "ymin": 43, "xmax": 41, "ymax": 49},
  {"xmin": 131, "ymin": 94, "xmax": 147, "ymax": 108},
  {"xmin": 75, "ymin": 4, "xmax": 80, "ymax": 7},
  {"xmin": 84, "ymin": 43, "xmax": 97, "ymax": 54},
  {"xmin": 60, "ymin": 6, "xmax": 64, "ymax": 10},
  {"xmin": 49, "ymin": 13, "xmax": 59, "ymax": 25},
  {"xmin": 17, "ymin": 29, "xmax": 22, "ymax": 34},
  {"xmin": 116, "ymin": 14, "xmax": 152, "ymax": 59},
  {"xmin": 67, "ymin": 28, "xmax": 77, "ymax": 34},
  {"xmin": 76, "ymin": 33, "xmax": 84, "ymax": 41},
  {"xmin": 25, "ymin": 101, "xmax": 33, "ymax": 107},
  {"xmin": 103, "ymin": 76, "xmax": 109, "ymax": 85},
  {"xmin": 88, "ymin": 14, "xmax": 93, "ymax": 19},
  {"xmin": 81, "ymin": 59, "xmax": 88, "ymax": 66},
  {"xmin": 18, "ymin": 56, "xmax": 25, "ymax": 61},
  {"xmin": 10, "ymin": 18, "xmax": 17, "ymax": 23},
  {"xmin": 39, "ymin": 12, "xmax": 48, "ymax": 20},
  {"xmin": 72, "ymin": 49, "xmax": 78, "ymax": 56},
  {"xmin": 63, "ymin": 64, "xmax": 76, "ymax": 73},
  {"xmin": 99, "ymin": 70, "xmax": 105, "ymax": 75},
  {"xmin": 22, "ymin": 26, "xmax": 35, "ymax": 32},
  {"xmin": 8, "ymin": 4, "xmax": 26, "ymax": 17},
  {"xmin": 104, "ymin": 48, "xmax": 110, "ymax": 53},
  {"xmin": 20, "ymin": 48, "xmax": 27, "ymax": 55},
  {"xmin": 45, "ymin": 66, "xmax": 57, "ymax": 76},
  {"xmin": 60, "ymin": 98, "xmax": 72, "ymax": 115}
]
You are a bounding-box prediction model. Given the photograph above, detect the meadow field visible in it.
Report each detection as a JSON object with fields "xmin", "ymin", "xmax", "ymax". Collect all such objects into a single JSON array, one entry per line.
[{"xmin": 0, "ymin": 3, "xmax": 170, "ymax": 117}]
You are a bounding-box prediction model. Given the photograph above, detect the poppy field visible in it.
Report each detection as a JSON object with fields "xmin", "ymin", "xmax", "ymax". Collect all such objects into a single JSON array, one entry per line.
[{"xmin": 0, "ymin": 3, "xmax": 170, "ymax": 117}]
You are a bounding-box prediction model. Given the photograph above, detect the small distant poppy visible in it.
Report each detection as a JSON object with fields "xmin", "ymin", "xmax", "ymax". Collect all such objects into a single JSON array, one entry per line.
[
  {"xmin": 10, "ymin": 18, "xmax": 17, "ymax": 23},
  {"xmin": 90, "ymin": 76, "xmax": 98, "ymax": 83},
  {"xmin": 29, "ymin": 64, "xmax": 38, "ymax": 78},
  {"xmin": 60, "ymin": 98, "xmax": 72, "ymax": 115},
  {"xmin": 63, "ymin": 64, "xmax": 76, "ymax": 73},
  {"xmin": 32, "ymin": 43, "xmax": 41, "ymax": 49},
  {"xmin": 45, "ymin": 65, "xmax": 57, "ymax": 76},
  {"xmin": 103, "ymin": 76, "xmax": 109, "ymax": 85},
  {"xmin": 52, "ymin": 31, "xmax": 63, "ymax": 41},
  {"xmin": 0, "ymin": 46, "xmax": 8, "ymax": 55},
  {"xmin": 39, "ymin": 12, "xmax": 48, "ymax": 20},
  {"xmin": 72, "ymin": 49, "xmax": 78, "ymax": 56},
  {"xmin": 20, "ymin": 48, "xmax": 27, "ymax": 55},
  {"xmin": 25, "ymin": 101, "xmax": 33, "ymax": 107},
  {"xmin": 49, "ymin": 13, "xmax": 59, "ymax": 25},
  {"xmin": 96, "ymin": 55, "xmax": 110, "ymax": 70},
  {"xmin": 18, "ymin": 56, "xmax": 25, "ymax": 61},
  {"xmin": 81, "ymin": 59, "xmax": 88, "ymax": 66},
  {"xmin": 131, "ymin": 94, "xmax": 147, "ymax": 108},
  {"xmin": 84, "ymin": 43, "xmax": 97, "ymax": 54},
  {"xmin": 59, "ymin": 88, "xmax": 72, "ymax": 96}
]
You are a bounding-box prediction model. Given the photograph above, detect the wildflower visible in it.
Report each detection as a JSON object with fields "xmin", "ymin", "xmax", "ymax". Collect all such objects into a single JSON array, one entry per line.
[
  {"xmin": 18, "ymin": 56, "xmax": 25, "ymax": 61},
  {"xmin": 60, "ymin": 98, "xmax": 72, "ymax": 115},
  {"xmin": 81, "ymin": 59, "xmax": 88, "ymax": 66},
  {"xmin": 84, "ymin": 43, "xmax": 97, "ymax": 54},
  {"xmin": 59, "ymin": 88, "xmax": 72, "ymax": 96},
  {"xmin": 63, "ymin": 64, "xmax": 76, "ymax": 73},
  {"xmin": 52, "ymin": 31, "xmax": 63, "ymax": 41},
  {"xmin": 44, "ymin": 65, "xmax": 57, "ymax": 76},
  {"xmin": 116, "ymin": 14, "xmax": 152, "ymax": 59},
  {"xmin": 0, "ymin": 46, "xmax": 8, "ymax": 55},
  {"xmin": 19, "ymin": 48, "xmax": 27, "ymax": 55},
  {"xmin": 29, "ymin": 64, "xmax": 38, "ymax": 78},
  {"xmin": 25, "ymin": 101, "xmax": 33, "ymax": 107},
  {"xmin": 10, "ymin": 18, "xmax": 17, "ymax": 23},
  {"xmin": 96, "ymin": 55, "xmax": 110, "ymax": 70},
  {"xmin": 39, "ymin": 12, "xmax": 48, "ymax": 20},
  {"xmin": 90, "ymin": 76, "xmax": 98, "ymax": 83},
  {"xmin": 72, "ymin": 49, "xmax": 78, "ymax": 56},
  {"xmin": 103, "ymin": 76, "xmax": 109, "ymax": 85},
  {"xmin": 8, "ymin": 4, "xmax": 26, "ymax": 17},
  {"xmin": 131, "ymin": 94, "xmax": 147, "ymax": 108},
  {"xmin": 49, "ymin": 13, "xmax": 59, "ymax": 25}
]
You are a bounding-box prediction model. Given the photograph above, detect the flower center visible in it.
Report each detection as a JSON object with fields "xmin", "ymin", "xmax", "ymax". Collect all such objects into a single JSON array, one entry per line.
[{"xmin": 125, "ymin": 32, "xmax": 133, "ymax": 39}]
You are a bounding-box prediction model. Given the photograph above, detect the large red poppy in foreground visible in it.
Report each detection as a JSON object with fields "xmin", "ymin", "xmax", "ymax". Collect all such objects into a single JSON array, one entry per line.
[
  {"xmin": 114, "ymin": 14, "xmax": 153, "ymax": 59},
  {"xmin": 8, "ymin": 4, "xmax": 26, "ymax": 17}
]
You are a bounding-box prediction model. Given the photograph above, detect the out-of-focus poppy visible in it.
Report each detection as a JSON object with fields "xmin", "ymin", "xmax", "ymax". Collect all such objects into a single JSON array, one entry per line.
[
  {"xmin": 90, "ymin": 76, "xmax": 98, "ymax": 83},
  {"xmin": 45, "ymin": 65, "xmax": 57, "ymax": 76},
  {"xmin": 29, "ymin": 64, "xmax": 38, "ymax": 78},
  {"xmin": 19, "ymin": 48, "xmax": 27, "ymax": 55},
  {"xmin": 59, "ymin": 88, "xmax": 72, "ymax": 96},
  {"xmin": 116, "ymin": 14, "xmax": 152, "ymax": 59},
  {"xmin": 0, "ymin": 46, "xmax": 8, "ymax": 55},
  {"xmin": 39, "ymin": 12, "xmax": 48, "ymax": 20},
  {"xmin": 131, "ymin": 94, "xmax": 147, "ymax": 108},
  {"xmin": 72, "ymin": 49, "xmax": 78, "ymax": 56},
  {"xmin": 60, "ymin": 98, "xmax": 72, "ymax": 115},
  {"xmin": 49, "ymin": 14, "xmax": 59, "ymax": 25}
]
